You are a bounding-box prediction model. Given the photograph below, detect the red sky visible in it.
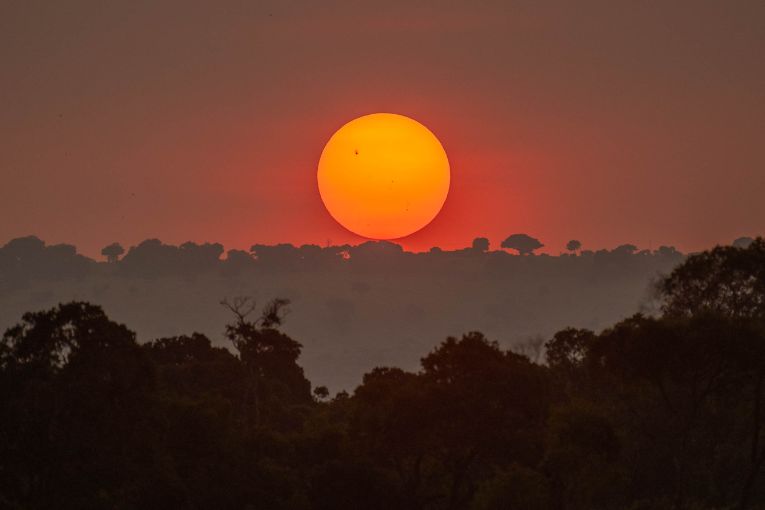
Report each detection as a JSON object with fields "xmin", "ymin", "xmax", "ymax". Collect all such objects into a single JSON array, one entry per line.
[{"xmin": 2, "ymin": 1, "xmax": 764, "ymax": 258}]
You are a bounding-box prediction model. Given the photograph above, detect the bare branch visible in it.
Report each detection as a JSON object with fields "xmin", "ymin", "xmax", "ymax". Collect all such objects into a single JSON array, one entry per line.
[
  {"xmin": 258, "ymin": 298, "xmax": 291, "ymax": 329},
  {"xmin": 220, "ymin": 296, "xmax": 257, "ymax": 324}
]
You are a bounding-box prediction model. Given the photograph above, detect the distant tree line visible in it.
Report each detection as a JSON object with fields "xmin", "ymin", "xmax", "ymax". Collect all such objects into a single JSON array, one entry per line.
[
  {"xmin": 0, "ymin": 233, "xmax": 696, "ymax": 287},
  {"xmin": 2, "ymin": 239, "xmax": 765, "ymax": 508}
]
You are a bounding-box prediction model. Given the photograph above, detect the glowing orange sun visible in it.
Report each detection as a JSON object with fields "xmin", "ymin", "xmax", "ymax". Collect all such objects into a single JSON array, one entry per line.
[{"xmin": 318, "ymin": 113, "xmax": 450, "ymax": 239}]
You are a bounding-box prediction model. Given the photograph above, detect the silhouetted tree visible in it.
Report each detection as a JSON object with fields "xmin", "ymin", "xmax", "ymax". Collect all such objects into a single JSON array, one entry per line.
[
  {"xmin": 566, "ymin": 239, "xmax": 582, "ymax": 253},
  {"xmin": 119, "ymin": 238, "xmax": 179, "ymax": 278},
  {"xmin": 313, "ymin": 385, "xmax": 330, "ymax": 401},
  {"xmin": 101, "ymin": 242, "xmax": 125, "ymax": 263},
  {"xmin": 221, "ymin": 297, "xmax": 310, "ymax": 432},
  {"xmin": 419, "ymin": 332, "xmax": 550, "ymax": 509},
  {"xmin": 658, "ymin": 237, "xmax": 765, "ymax": 319},
  {"xmin": 501, "ymin": 234, "xmax": 543, "ymax": 255},
  {"xmin": 612, "ymin": 243, "xmax": 638, "ymax": 255},
  {"xmin": 349, "ymin": 366, "xmax": 433, "ymax": 507},
  {"xmin": 2, "ymin": 235, "xmax": 45, "ymax": 258},
  {"xmin": 656, "ymin": 245, "xmax": 681, "ymax": 258},
  {"xmin": 472, "ymin": 237, "xmax": 490, "ymax": 252},
  {"xmin": 0, "ymin": 302, "xmax": 161, "ymax": 508},
  {"xmin": 546, "ymin": 328, "xmax": 593, "ymax": 374},
  {"xmin": 179, "ymin": 241, "xmax": 223, "ymax": 273}
]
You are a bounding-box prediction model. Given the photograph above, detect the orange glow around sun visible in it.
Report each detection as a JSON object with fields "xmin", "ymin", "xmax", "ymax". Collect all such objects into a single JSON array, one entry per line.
[{"xmin": 317, "ymin": 113, "xmax": 450, "ymax": 239}]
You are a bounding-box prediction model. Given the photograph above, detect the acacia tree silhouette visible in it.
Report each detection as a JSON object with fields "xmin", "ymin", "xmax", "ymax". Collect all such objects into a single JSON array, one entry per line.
[
  {"xmin": 501, "ymin": 234, "xmax": 544, "ymax": 255},
  {"xmin": 100, "ymin": 242, "xmax": 124, "ymax": 263}
]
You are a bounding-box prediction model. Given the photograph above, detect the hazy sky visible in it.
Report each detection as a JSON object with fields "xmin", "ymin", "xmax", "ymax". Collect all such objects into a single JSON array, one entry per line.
[{"xmin": 2, "ymin": 0, "xmax": 764, "ymax": 257}]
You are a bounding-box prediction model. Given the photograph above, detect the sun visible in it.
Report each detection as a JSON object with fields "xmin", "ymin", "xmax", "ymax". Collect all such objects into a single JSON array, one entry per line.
[{"xmin": 317, "ymin": 113, "xmax": 450, "ymax": 239}]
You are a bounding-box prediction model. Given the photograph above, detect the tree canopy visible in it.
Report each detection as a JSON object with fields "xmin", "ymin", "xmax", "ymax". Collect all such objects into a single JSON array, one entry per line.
[
  {"xmin": 2, "ymin": 239, "xmax": 765, "ymax": 509},
  {"xmin": 501, "ymin": 233, "xmax": 544, "ymax": 255}
]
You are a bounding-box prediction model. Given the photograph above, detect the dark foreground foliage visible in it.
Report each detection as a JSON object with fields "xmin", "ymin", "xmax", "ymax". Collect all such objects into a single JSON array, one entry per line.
[{"xmin": 2, "ymin": 239, "xmax": 765, "ymax": 510}]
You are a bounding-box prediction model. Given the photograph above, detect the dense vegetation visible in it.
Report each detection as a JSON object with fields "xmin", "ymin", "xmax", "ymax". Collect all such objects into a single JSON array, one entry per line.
[
  {"xmin": 0, "ymin": 235, "xmax": 687, "ymax": 391},
  {"xmin": 2, "ymin": 239, "xmax": 765, "ymax": 509}
]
